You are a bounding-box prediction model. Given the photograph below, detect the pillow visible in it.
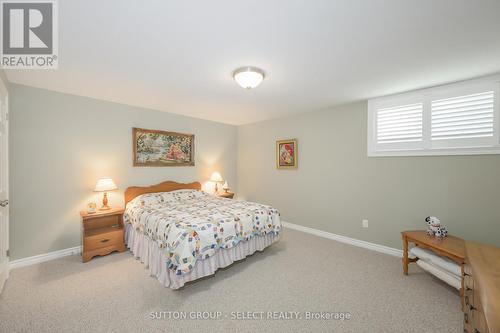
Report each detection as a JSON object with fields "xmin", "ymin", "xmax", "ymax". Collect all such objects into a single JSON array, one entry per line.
[
  {"xmin": 135, "ymin": 189, "xmax": 206, "ymax": 207},
  {"xmin": 136, "ymin": 193, "xmax": 169, "ymax": 206},
  {"xmin": 169, "ymin": 189, "xmax": 207, "ymax": 201}
]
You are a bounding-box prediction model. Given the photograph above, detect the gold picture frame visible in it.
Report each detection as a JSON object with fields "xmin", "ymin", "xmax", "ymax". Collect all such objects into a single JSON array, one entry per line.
[
  {"xmin": 133, "ymin": 127, "xmax": 195, "ymax": 167},
  {"xmin": 276, "ymin": 139, "xmax": 298, "ymax": 169}
]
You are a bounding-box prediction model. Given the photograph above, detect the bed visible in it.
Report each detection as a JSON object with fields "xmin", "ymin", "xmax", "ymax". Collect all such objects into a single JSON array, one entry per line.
[{"xmin": 123, "ymin": 181, "xmax": 281, "ymax": 289}]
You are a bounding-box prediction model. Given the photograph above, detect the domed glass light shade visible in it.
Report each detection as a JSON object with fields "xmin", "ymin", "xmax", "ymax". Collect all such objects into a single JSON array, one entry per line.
[{"xmin": 233, "ymin": 67, "xmax": 265, "ymax": 89}]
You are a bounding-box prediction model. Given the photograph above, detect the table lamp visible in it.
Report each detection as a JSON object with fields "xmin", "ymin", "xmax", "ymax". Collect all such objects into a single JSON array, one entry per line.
[
  {"xmin": 94, "ymin": 177, "xmax": 118, "ymax": 210},
  {"xmin": 210, "ymin": 172, "xmax": 224, "ymax": 194}
]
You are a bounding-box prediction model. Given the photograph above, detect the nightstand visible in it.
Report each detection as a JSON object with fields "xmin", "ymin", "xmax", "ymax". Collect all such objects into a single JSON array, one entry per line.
[
  {"xmin": 217, "ymin": 192, "xmax": 234, "ymax": 199},
  {"xmin": 80, "ymin": 207, "xmax": 125, "ymax": 262}
]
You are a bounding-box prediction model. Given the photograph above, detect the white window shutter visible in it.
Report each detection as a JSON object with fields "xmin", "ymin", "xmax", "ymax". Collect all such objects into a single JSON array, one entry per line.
[
  {"xmin": 431, "ymin": 91, "xmax": 494, "ymax": 141},
  {"xmin": 376, "ymin": 103, "xmax": 423, "ymax": 144}
]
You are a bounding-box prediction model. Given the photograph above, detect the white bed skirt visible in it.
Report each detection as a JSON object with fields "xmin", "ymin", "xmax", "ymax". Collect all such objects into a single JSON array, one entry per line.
[{"xmin": 125, "ymin": 223, "xmax": 279, "ymax": 289}]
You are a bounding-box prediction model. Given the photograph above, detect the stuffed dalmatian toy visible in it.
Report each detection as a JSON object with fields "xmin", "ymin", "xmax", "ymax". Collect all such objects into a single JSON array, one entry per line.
[
  {"xmin": 435, "ymin": 227, "xmax": 448, "ymax": 238},
  {"xmin": 425, "ymin": 216, "xmax": 448, "ymax": 238}
]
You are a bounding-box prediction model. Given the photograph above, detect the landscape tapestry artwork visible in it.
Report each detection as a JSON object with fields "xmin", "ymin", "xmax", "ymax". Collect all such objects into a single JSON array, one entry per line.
[
  {"xmin": 133, "ymin": 128, "xmax": 195, "ymax": 166},
  {"xmin": 276, "ymin": 139, "xmax": 297, "ymax": 169}
]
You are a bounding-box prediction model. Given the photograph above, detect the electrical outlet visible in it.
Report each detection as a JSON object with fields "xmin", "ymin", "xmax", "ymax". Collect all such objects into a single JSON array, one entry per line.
[{"xmin": 362, "ymin": 219, "xmax": 369, "ymax": 228}]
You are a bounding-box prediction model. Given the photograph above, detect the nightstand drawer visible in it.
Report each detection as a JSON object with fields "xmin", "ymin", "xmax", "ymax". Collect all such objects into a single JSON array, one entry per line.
[
  {"xmin": 464, "ymin": 320, "xmax": 472, "ymax": 333},
  {"xmin": 83, "ymin": 215, "xmax": 121, "ymax": 230},
  {"xmin": 84, "ymin": 228, "xmax": 123, "ymax": 250},
  {"xmin": 472, "ymin": 296, "xmax": 489, "ymax": 333},
  {"xmin": 464, "ymin": 264, "xmax": 472, "ymax": 276},
  {"xmin": 464, "ymin": 282, "xmax": 474, "ymax": 309},
  {"xmin": 464, "ymin": 273, "xmax": 474, "ymax": 291}
]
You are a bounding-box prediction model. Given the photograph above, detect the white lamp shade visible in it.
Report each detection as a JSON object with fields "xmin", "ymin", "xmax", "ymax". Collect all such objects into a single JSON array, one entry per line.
[
  {"xmin": 94, "ymin": 178, "xmax": 118, "ymax": 192},
  {"xmin": 233, "ymin": 67, "xmax": 265, "ymax": 89},
  {"xmin": 210, "ymin": 172, "xmax": 224, "ymax": 182}
]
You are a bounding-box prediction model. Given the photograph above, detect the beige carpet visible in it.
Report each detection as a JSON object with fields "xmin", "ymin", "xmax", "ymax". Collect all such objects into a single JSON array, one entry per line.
[{"xmin": 0, "ymin": 229, "xmax": 462, "ymax": 333}]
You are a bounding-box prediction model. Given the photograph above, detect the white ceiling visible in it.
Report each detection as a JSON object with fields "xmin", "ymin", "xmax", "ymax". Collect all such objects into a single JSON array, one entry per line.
[{"xmin": 6, "ymin": 0, "xmax": 500, "ymax": 125}]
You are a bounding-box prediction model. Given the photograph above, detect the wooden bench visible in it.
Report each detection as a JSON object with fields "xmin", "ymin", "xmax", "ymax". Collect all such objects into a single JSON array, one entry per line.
[{"xmin": 401, "ymin": 230, "xmax": 465, "ymax": 300}]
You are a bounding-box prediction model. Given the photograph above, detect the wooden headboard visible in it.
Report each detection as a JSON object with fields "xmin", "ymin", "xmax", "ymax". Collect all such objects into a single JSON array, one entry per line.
[{"xmin": 124, "ymin": 180, "xmax": 201, "ymax": 205}]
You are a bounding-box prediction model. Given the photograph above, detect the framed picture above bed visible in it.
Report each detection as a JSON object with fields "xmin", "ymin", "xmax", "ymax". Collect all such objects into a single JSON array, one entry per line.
[
  {"xmin": 276, "ymin": 139, "xmax": 297, "ymax": 169},
  {"xmin": 133, "ymin": 127, "xmax": 195, "ymax": 166}
]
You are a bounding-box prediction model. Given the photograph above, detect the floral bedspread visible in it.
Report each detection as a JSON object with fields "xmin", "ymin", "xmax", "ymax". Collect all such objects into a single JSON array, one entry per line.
[{"xmin": 124, "ymin": 190, "xmax": 281, "ymax": 275}]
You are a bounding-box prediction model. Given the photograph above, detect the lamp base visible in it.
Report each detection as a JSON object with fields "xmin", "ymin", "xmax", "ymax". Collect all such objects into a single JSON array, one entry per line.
[{"xmin": 100, "ymin": 192, "xmax": 111, "ymax": 210}]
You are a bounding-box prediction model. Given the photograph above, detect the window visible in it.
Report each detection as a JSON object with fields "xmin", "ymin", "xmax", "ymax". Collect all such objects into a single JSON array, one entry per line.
[{"xmin": 368, "ymin": 76, "xmax": 500, "ymax": 156}]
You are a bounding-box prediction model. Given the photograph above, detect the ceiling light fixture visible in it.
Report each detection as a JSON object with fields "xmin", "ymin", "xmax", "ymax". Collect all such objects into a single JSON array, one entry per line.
[{"xmin": 233, "ymin": 66, "xmax": 265, "ymax": 89}]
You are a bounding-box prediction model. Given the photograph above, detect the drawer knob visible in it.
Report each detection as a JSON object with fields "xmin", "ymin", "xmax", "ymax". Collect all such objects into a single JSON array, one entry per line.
[
  {"xmin": 464, "ymin": 313, "xmax": 469, "ymax": 324},
  {"xmin": 468, "ymin": 304, "xmax": 476, "ymax": 311},
  {"xmin": 100, "ymin": 239, "xmax": 110, "ymax": 243}
]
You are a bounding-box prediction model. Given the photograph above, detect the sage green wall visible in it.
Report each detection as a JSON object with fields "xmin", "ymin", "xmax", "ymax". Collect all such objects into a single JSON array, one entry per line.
[
  {"xmin": 9, "ymin": 85, "xmax": 500, "ymax": 260},
  {"xmin": 9, "ymin": 84, "xmax": 237, "ymax": 260},
  {"xmin": 238, "ymin": 101, "xmax": 500, "ymax": 249}
]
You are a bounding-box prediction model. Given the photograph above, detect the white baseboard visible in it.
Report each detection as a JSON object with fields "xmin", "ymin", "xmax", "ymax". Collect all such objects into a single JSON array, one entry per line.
[
  {"xmin": 282, "ymin": 221, "xmax": 403, "ymax": 258},
  {"xmin": 9, "ymin": 246, "xmax": 82, "ymax": 270},
  {"xmin": 7, "ymin": 223, "xmax": 401, "ymax": 270}
]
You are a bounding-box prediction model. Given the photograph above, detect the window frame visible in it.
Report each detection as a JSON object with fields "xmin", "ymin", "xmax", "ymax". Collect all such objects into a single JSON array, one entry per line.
[{"xmin": 367, "ymin": 75, "xmax": 500, "ymax": 157}]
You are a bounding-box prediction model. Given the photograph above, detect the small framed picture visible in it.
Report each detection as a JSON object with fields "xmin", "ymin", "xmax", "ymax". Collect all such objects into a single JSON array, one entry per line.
[
  {"xmin": 276, "ymin": 139, "xmax": 298, "ymax": 169},
  {"xmin": 86, "ymin": 202, "xmax": 97, "ymax": 214}
]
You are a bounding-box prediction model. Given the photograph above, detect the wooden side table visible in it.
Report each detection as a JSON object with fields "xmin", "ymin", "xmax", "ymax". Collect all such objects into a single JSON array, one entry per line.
[
  {"xmin": 216, "ymin": 192, "xmax": 234, "ymax": 199},
  {"xmin": 402, "ymin": 230, "xmax": 465, "ymax": 299},
  {"xmin": 80, "ymin": 207, "xmax": 125, "ymax": 262}
]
